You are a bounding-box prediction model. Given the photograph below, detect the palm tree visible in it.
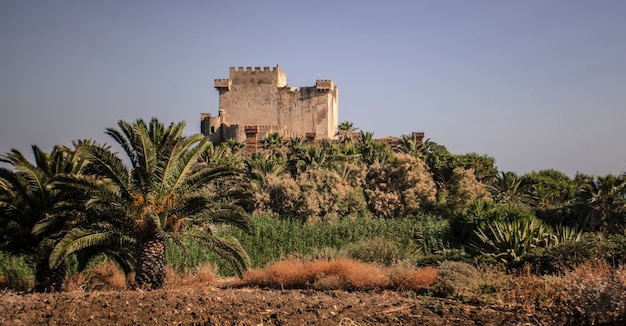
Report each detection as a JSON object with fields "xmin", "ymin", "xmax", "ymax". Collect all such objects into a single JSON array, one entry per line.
[
  {"xmin": 261, "ymin": 132, "xmax": 286, "ymax": 158},
  {"xmin": 0, "ymin": 144, "xmax": 85, "ymax": 292},
  {"xmin": 48, "ymin": 118, "xmax": 251, "ymax": 289},
  {"xmin": 357, "ymin": 131, "xmax": 392, "ymax": 165},
  {"xmin": 489, "ymin": 171, "xmax": 527, "ymax": 205},
  {"xmin": 336, "ymin": 121, "xmax": 359, "ymax": 143},
  {"xmin": 246, "ymin": 153, "xmax": 288, "ymax": 185},
  {"xmin": 576, "ymin": 174, "xmax": 626, "ymax": 232},
  {"xmin": 394, "ymin": 133, "xmax": 423, "ymax": 155}
]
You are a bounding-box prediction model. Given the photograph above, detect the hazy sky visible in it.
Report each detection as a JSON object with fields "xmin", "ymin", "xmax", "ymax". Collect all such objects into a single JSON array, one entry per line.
[{"xmin": 1, "ymin": 1, "xmax": 625, "ymax": 177}]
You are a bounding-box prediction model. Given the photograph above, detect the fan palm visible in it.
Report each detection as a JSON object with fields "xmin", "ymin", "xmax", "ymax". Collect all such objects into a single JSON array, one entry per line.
[
  {"xmin": 48, "ymin": 118, "xmax": 251, "ymax": 289},
  {"xmin": 336, "ymin": 121, "xmax": 359, "ymax": 143}
]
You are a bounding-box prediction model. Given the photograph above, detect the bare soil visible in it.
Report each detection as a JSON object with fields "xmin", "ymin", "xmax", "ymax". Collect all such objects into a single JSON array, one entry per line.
[{"xmin": 0, "ymin": 282, "xmax": 563, "ymax": 326}]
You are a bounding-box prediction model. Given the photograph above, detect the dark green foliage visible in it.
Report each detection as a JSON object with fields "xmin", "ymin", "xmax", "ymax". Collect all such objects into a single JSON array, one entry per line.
[
  {"xmin": 521, "ymin": 169, "xmax": 577, "ymax": 209},
  {"xmin": 575, "ymin": 174, "xmax": 626, "ymax": 233},
  {"xmin": 449, "ymin": 201, "xmax": 497, "ymax": 245},
  {"xmin": 0, "ymin": 143, "xmax": 87, "ymax": 292},
  {"xmin": 515, "ymin": 233, "xmax": 626, "ymax": 274}
]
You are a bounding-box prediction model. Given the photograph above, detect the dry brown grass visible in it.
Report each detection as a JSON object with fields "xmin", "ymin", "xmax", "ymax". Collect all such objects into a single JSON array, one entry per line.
[
  {"xmin": 389, "ymin": 266, "xmax": 438, "ymax": 291},
  {"xmin": 327, "ymin": 259, "xmax": 389, "ymax": 289},
  {"xmin": 496, "ymin": 260, "xmax": 625, "ymax": 324},
  {"xmin": 64, "ymin": 261, "xmax": 216, "ymax": 292},
  {"xmin": 242, "ymin": 258, "xmax": 390, "ymax": 290},
  {"xmin": 163, "ymin": 263, "xmax": 216, "ymax": 290},
  {"xmin": 65, "ymin": 261, "xmax": 127, "ymax": 291}
]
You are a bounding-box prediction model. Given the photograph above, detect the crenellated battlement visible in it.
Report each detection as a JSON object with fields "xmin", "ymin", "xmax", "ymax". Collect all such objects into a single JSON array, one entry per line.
[
  {"xmin": 315, "ymin": 79, "xmax": 334, "ymax": 91},
  {"xmin": 214, "ymin": 79, "xmax": 231, "ymax": 90},
  {"xmin": 231, "ymin": 66, "xmax": 278, "ymax": 73},
  {"xmin": 227, "ymin": 65, "xmax": 287, "ymax": 87}
]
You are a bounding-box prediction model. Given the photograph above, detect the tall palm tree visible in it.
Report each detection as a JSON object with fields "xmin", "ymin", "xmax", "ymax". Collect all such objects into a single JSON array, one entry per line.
[
  {"xmin": 48, "ymin": 118, "xmax": 251, "ymax": 289},
  {"xmin": 0, "ymin": 144, "xmax": 85, "ymax": 292},
  {"xmin": 336, "ymin": 121, "xmax": 359, "ymax": 143}
]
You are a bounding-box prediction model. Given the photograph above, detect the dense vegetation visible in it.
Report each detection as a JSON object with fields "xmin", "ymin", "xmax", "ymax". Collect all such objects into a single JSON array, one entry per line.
[{"xmin": 1, "ymin": 118, "xmax": 624, "ymax": 303}]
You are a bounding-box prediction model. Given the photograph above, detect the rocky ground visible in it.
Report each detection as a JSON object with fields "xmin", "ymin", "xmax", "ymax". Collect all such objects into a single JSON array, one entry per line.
[{"xmin": 0, "ymin": 285, "xmax": 564, "ymax": 326}]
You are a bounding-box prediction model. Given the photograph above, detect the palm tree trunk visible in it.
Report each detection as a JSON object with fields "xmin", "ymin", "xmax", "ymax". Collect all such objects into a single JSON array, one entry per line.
[
  {"xmin": 135, "ymin": 238, "xmax": 166, "ymax": 289},
  {"xmin": 34, "ymin": 260, "xmax": 66, "ymax": 293}
]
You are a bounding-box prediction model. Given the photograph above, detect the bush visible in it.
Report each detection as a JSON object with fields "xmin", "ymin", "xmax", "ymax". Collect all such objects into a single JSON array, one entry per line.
[
  {"xmin": 163, "ymin": 263, "xmax": 216, "ymax": 290},
  {"xmin": 547, "ymin": 261, "xmax": 625, "ymax": 324},
  {"xmin": 432, "ymin": 261, "xmax": 482, "ymax": 298},
  {"xmin": 516, "ymin": 233, "xmax": 626, "ymax": 274},
  {"xmin": 343, "ymin": 237, "xmax": 404, "ymax": 266},
  {"xmin": 472, "ymin": 215, "xmax": 582, "ymax": 264},
  {"xmin": 363, "ymin": 153, "xmax": 437, "ymax": 218},
  {"xmin": 438, "ymin": 168, "xmax": 490, "ymax": 216},
  {"xmin": 0, "ymin": 252, "xmax": 34, "ymax": 292},
  {"xmin": 214, "ymin": 215, "xmax": 443, "ymax": 275},
  {"xmin": 252, "ymin": 169, "xmax": 370, "ymax": 222}
]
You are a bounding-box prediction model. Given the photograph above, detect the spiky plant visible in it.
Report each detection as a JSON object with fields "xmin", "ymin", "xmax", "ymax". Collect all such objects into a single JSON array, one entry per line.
[
  {"xmin": 47, "ymin": 118, "xmax": 251, "ymax": 289},
  {"xmin": 472, "ymin": 216, "xmax": 582, "ymax": 263}
]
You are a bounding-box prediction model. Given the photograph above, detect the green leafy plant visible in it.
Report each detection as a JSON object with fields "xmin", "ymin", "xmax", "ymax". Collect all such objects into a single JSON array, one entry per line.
[{"xmin": 473, "ymin": 216, "xmax": 582, "ymax": 263}]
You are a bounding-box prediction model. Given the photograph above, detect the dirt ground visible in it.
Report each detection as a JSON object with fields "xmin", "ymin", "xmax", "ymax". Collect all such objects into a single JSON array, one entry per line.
[{"xmin": 0, "ymin": 282, "xmax": 565, "ymax": 326}]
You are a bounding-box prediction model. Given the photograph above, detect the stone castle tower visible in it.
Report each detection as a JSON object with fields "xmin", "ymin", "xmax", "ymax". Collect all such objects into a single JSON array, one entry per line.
[{"xmin": 201, "ymin": 65, "xmax": 339, "ymax": 146}]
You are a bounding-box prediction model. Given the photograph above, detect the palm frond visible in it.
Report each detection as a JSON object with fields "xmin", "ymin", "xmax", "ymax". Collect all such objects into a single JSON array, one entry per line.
[
  {"xmin": 185, "ymin": 231, "xmax": 251, "ymax": 277},
  {"xmin": 49, "ymin": 227, "xmax": 121, "ymax": 268}
]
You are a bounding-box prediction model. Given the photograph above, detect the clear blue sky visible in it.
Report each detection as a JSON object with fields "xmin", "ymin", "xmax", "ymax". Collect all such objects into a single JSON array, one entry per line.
[{"xmin": 1, "ymin": 1, "xmax": 625, "ymax": 177}]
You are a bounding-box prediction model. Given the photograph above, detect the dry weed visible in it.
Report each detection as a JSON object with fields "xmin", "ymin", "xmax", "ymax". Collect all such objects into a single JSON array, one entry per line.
[
  {"xmin": 66, "ymin": 261, "xmax": 127, "ymax": 291},
  {"xmin": 390, "ymin": 266, "xmax": 438, "ymax": 291},
  {"xmin": 496, "ymin": 260, "xmax": 625, "ymax": 324},
  {"xmin": 242, "ymin": 258, "xmax": 390, "ymax": 290},
  {"xmin": 328, "ymin": 259, "xmax": 389, "ymax": 289},
  {"xmin": 547, "ymin": 260, "xmax": 625, "ymax": 324},
  {"xmin": 163, "ymin": 263, "xmax": 216, "ymax": 290}
]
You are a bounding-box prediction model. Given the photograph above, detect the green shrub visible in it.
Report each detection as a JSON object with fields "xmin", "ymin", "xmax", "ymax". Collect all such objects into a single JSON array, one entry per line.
[
  {"xmin": 516, "ymin": 233, "xmax": 626, "ymax": 274},
  {"xmin": 0, "ymin": 252, "xmax": 34, "ymax": 291},
  {"xmin": 343, "ymin": 237, "xmax": 404, "ymax": 266},
  {"xmin": 432, "ymin": 261, "xmax": 482, "ymax": 298}
]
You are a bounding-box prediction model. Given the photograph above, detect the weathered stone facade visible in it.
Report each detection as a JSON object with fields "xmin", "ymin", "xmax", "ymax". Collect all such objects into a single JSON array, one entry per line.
[{"xmin": 201, "ymin": 65, "xmax": 339, "ymax": 144}]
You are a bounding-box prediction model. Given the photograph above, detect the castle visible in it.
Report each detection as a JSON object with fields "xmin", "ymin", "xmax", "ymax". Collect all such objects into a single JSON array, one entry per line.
[{"xmin": 201, "ymin": 65, "xmax": 339, "ymax": 148}]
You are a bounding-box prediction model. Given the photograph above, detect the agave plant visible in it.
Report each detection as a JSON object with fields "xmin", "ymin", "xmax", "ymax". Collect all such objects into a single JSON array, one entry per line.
[{"xmin": 473, "ymin": 216, "xmax": 581, "ymax": 263}]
